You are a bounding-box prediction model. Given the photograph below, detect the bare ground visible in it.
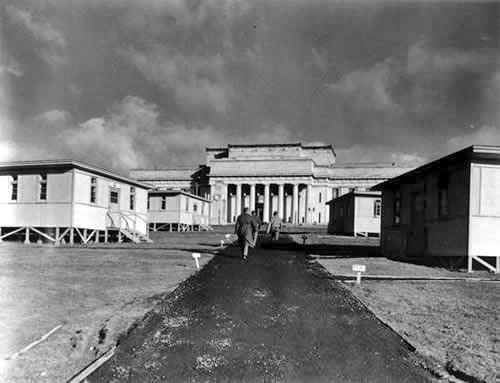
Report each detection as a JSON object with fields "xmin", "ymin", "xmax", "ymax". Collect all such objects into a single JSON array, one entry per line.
[
  {"xmin": 319, "ymin": 257, "xmax": 499, "ymax": 383},
  {"xmin": 0, "ymin": 235, "xmax": 217, "ymax": 383}
]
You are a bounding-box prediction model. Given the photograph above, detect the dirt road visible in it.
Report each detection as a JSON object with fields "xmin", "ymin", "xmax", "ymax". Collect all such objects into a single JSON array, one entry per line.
[{"xmin": 90, "ymin": 246, "xmax": 432, "ymax": 382}]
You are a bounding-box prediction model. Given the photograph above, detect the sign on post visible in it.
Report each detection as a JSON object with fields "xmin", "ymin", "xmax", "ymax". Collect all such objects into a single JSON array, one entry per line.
[
  {"xmin": 352, "ymin": 264, "xmax": 366, "ymax": 284},
  {"xmin": 192, "ymin": 253, "xmax": 201, "ymax": 269}
]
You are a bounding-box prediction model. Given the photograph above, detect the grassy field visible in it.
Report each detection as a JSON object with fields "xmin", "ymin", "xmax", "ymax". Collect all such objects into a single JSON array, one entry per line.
[
  {"xmin": 319, "ymin": 257, "xmax": 499, "ymax": 382},
  {"xmin": 0, "ymin": 238, "xmax": 214, "ymax": 383}
]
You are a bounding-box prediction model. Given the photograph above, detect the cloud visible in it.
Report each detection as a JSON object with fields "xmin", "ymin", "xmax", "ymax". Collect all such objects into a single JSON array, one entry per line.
[
  {"xmin": 34, "ymin": 109, "xmax": 70, "ymax": 123},
  {"xmin": 121, "ymin": 46, "xmax": 229, "ymax": 115},
  {"xmin": 0, "ymin": 55, "xmax": 23, "ymax": 77},
  {"xmin": 5, "ymin": 5, "xmax": 65, "ymax": 68}
]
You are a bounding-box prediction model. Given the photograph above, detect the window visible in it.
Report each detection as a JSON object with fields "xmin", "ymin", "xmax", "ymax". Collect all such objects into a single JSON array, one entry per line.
[
  {"xmin": 332, "ymin": 188, "xmax": 340, "ymax": 199},
  {"xmin": 193, "ymin": 203, "xmax": 198, "ymax": 212},
  {"xmin": 185, "ymin": 198, "xmax": 189, "ymax": 211},
  {"xmin": 90, "ymin": 177, "xmax": 97, "ymax": 203},
  {"xmin": 319, "ymin": 212, "xmax": 321, "ymax": 223},
  {"xmin": 438, "ymin": 174, "xmax": 449, "ymax": 217},
  {"xmin": 10, "ymin": 175, "xmax": 18, "ymax": 201},
  {"xmin": 319, "ymin": 192, "xmax": 322, "ymax": 203},
  {"xmin": 39, "ymin": 174, "xmax": 47, "ymax": 200},
  {"xmin": 147, "ymin": 196, "xmax": 150, "ymax": 210},
  {"xmin": 129, "ymin": 187, "xmax": 135, "ymax": 210},
  {"xmin": 110, "ymin": 190, "xmax": 119, "ymax": 204},
  {"xmin": 374, "ymin": 199, "xmax": 381, "ymax": 217},
  {"xmin": 161, "ymin": 196, "xmax": 166, "ymax": 210},
  {"xmin": 393, "ymin": 190, "xmax": 401, "ymax": 224}
]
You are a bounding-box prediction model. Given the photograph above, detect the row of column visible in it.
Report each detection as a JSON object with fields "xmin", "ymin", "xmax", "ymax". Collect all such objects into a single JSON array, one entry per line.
[{"xmin": 230, "ymin": 183, "xmax": 312, "ymax": 224}]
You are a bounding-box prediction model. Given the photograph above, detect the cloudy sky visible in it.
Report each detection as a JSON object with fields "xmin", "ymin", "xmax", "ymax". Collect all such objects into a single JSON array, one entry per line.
[{"xmin": 0, "ymin": 0, "xmax": 498, "ymax": 173}]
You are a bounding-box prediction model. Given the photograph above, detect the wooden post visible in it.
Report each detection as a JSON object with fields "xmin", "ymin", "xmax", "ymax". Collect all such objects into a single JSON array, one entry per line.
[
  {"xmin": 55, "ymin": 227, "xmax": 60, "ymax": 246},
  {"xmin": 83, "ymin": 229, "xmax": 87, "ymax": 243},
  {"xmin": 496, "ymin": 256, "xmax": 500, "ymax": 274},
  {"xmin": 95, "ymin": 230, "xmax": 99, "ymax": 244},
  {"xmin": 0, "ymin": 227, "xmax": 2, "ymax": 243},
  {"xmin": 468, "ymin": 255, "xmax": 473, "ymax": 273},
  {"xmin": 70, "ymin": 227, "xmax": 74, "ymax": 245},
  {"xmin": 118, "ymin": 230, "xmax": 122, "ymax": 243},
  {"xmin": 104, "ymin": 229, "xmax": 108, "ymax": 243},
  {"xmin": 24, "ymin": 227, "xmax": 30, "ymax": 244}
]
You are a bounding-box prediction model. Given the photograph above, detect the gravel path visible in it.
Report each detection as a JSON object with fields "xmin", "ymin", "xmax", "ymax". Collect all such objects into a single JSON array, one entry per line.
[{"xmin": 90, "ymin": 246, "xmax": 432, "ymax": 383}]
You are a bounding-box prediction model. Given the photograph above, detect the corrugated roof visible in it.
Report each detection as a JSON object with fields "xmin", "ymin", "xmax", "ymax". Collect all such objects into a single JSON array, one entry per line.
[
  {"xmin": 373, "ymin": 145, "xmax": 500, "ymax": 190},
  {"xmin": 0, "ymin": 159, "xmax": 152, "ymax": 189}
]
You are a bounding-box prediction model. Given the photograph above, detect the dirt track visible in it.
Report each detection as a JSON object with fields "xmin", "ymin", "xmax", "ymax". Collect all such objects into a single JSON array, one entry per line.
[{"xmin": 90, "ymin": 245, "xmax": 433, "ymax": 383}]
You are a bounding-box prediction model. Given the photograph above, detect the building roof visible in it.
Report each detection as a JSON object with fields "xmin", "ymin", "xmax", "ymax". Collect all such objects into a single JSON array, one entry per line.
[
  {"xmin": 130, "ymin": 168, "xmax": 198, "ymax": 181},
  {"xmin": 372, "ymin": 145, "xmax": 500, "ymax": 190},
  {"xmin": 148, "ymin": 189, "xmax": 211, "ymax": 203},
  {"xmin": 326, "ymin": 190, "xmax": 381, "ymax": 205},
  {"xmin": 329, "ymin": 165, "xmax": 414, "ymax": 180},
  {"xmin": 0, "ymin": 159, "xmax": 153, "ymax": 189},
  {"xmin": 206, "ymin": 142, "xmax": 335, "ymax": 151}
]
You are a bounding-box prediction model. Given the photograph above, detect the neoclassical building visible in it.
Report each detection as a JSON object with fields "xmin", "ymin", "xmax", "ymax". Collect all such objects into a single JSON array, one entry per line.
[{"xmin": 130, "ymin": 143, "xmax": 411, "ymax": 225}]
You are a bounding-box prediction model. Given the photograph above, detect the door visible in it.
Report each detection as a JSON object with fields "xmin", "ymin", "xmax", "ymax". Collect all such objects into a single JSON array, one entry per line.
[
  {"xmin": 107, "ymin": 187, "xmax": 121, "ymax": 228},
  {"xmin": 407, "ymin": 191, "xmax": 427, "ymax": 257}
]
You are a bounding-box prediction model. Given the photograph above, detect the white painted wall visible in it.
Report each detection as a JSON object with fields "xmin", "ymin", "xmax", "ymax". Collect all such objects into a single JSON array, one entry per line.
[
  {"xmin": 469, "ymin": 163, "xmax": 500, "ymax": 257},
  {"xmin": 354, "ymin": 196, "xmax": 381, "ymax": 234}
]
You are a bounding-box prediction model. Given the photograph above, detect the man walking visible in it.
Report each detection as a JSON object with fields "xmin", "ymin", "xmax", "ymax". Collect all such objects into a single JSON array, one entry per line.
[
  {"xmin": 251, "ymin": 210, "xmax": 262, "ymax": 247},
  {"xmin": 235, "ymin": 207, "xmax": 258, "ymax": 260}
]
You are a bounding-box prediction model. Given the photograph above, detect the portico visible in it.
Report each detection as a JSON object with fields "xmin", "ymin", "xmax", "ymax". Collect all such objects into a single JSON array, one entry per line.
[{"xmin": 212, "ymin": 179, "xmax": 311, "ymax": 224}]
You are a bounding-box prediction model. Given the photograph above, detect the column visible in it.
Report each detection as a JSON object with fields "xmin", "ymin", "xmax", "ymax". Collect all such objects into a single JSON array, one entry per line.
[
  {"xmin": 292, "ymin": 184, "xmax": 299, "ymax": 224},
  {"xmin": 305, "ymin": 184, "xmax": 312, "ymax": 224},
  {"xmin": 235, "ymin": 183, "xmax": 242, "ymax": 217},
  {"xmin": 278, "ymin": 184, "xmax": 284, "ymax": 219},
  {"xmin": 250, "ymin": 184, "xmax": 256, "ymax": 212},
  {"xmin": 263, "ymin": 184, "xmax": 270, "ymax": 222}
]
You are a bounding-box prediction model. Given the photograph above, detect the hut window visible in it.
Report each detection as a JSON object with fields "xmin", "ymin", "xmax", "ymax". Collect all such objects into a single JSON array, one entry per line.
[
  {"xmin": 10, "ymin": 175, "xmax": 18, "ymax": 201},
  {"xmin": 90, "ymin": 177, "xmax": 97, "ymax": 203},
  {"xmin": 39, "ymin": 174, "xmax": 47, "ymax": 201},
  {"xmin": 109, "ymin": 190, "xmax": 119, "ymax": 204},
  {"xmin": 393, "ymin": 190, "xmax": 401, "ymax": 224},
  {"xmin": 161, "ymin": 196, "xmax": 166, "ymax": 210},
  {"xmin": 129, "ymin": 187, "xmax": 136, "ymax": 210},
  {"xmin": 147, "ymin": 196, "xmax": 150, "ymax": 210},
  {"xmin": 374, "ymin": 199, "xmax": 381, "ymax": 217},
  {"xmin": 193, "ymin": 204, "xmax": 198, "ymax": 212},
  {"xmin": 185, "ymin": 198, "xmax": 189, "ymax": 211},
  {"xmin": 319, "ymin": 192, "xmax": 322, "ymax": 203},
  {"xmin": 318, "ymin": 212, "xmax": 321, "ymax": 223},
  {"xmin": 438, "ymin": 174, "xmax": 449, "ymax": 217}
]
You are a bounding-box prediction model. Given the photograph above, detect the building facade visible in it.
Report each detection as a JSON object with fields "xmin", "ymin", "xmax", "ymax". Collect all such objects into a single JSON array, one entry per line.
[
  {"xmin": 373, "ymin": 145, "xmax": 500, "ymax": 273},
  {"xmin": 326, "ymin": 191, "xmax": 381, "ymax": 237},
  {"xmin": 132, "ymin": 143, "xmax": 411, "ymax": 226},
  {"xmin": 148, "ymin": 190, "xmax": 211, "ymax": 232},
  {"xmin": 0, "ymin": 160, "xmax": 151, "ymax": 244}
]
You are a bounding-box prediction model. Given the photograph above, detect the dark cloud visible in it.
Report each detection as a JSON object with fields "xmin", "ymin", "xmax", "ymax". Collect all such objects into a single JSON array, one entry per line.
[{"xmin": 1, "ymin": 0, "xmax": 499, "ymax": 169}]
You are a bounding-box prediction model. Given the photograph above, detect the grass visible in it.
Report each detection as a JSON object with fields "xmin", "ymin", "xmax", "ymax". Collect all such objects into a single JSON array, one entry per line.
[
  {"xmin": 319, "ymin": 257, "xmax": 499, "ymax": 383},
  {"xmin": 0, "ymin": 237, "xmax": 215, "ymax": 383}
]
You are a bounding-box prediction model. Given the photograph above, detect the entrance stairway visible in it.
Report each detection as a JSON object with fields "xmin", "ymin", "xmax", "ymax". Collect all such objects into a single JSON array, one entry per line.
[{"xmin": 119, "ymin": 228, "xmax": 153, "ymax": 243}]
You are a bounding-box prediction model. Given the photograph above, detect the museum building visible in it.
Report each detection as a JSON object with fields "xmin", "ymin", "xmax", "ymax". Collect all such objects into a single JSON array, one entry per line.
[{"xmin": 131, "ymin": 143, "xmax": 411, "ymax": 225}]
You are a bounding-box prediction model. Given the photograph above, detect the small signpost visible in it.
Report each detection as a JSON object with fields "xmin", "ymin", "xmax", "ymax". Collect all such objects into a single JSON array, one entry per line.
[
  {"xmin": 192, "ymin": 253, "xmax": 201, "ymax": 269},
  {"xmin": 352, "ymin": 264, "xmax": 366, "ymax": 285}
]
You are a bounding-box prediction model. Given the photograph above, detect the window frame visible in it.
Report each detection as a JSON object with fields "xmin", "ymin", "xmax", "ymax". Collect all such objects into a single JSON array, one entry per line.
[
  {"xmin": 10, "ymin": 174, "xmax": 18, "ymax": 201},
  {"xmin": 129, "ymin": 186, "xmax": 136, "ymax": 210},
  {"xmin": 109, "ymin": 190, "xmax": 119, "ymax": 205},
  {"xmin": 393, "ymin": 190, "xmax": 401, "ymax": 224},
  {"xmin": 39, "ymin": 173, "xmax": 47, "ymax": 201},
  {"xmin": 161, "ymin": 196, "xmax": 166, "ymax": 210},
  {"xmin": 374, "ymin": 199, "xmax": 382, "ymax": 217},
  {"xmin": 90, "ymin": 177, "xmax": 97, "ymax": 204}
]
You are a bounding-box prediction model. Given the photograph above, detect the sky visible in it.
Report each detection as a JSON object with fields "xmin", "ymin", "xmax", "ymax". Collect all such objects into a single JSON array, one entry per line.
[{"xmin": 0, "ymin": 0, "xmax": 498, "ymax": 174}]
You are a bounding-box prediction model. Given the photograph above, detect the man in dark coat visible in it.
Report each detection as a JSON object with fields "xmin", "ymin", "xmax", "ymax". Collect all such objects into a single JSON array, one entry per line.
[{"xmin": 235, "ymin": 207, "xmax": 257, "ymax": 260}]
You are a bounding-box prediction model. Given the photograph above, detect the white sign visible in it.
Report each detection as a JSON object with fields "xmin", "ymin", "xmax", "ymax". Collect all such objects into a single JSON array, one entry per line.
[
  {"xmin": 352, "ymin": 264, "xmax": 366, "ymax": 272},
  {"xmin": 192, "ymin": 253, "xmax": 201, "ymax": 269}
]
